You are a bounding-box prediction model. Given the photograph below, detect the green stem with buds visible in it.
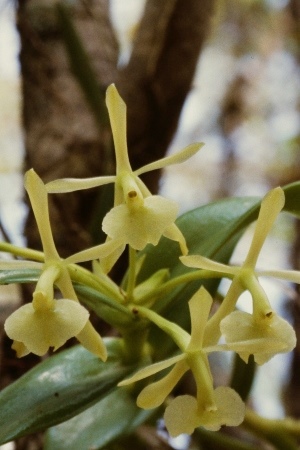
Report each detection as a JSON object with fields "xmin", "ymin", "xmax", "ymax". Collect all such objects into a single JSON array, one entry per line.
[
  {"xmin": 137, "ymin": 268, "xmax": 232, "ymax": 306},
  {"xmin": 126, "ymin": 246, "xmax": 137, "ymax": 301}
]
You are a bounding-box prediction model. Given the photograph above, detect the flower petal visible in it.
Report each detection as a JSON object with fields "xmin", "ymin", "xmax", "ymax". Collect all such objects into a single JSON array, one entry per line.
[
  {"xmin": 25, "ymin": 169, "xmax": 59, "ymax": 261},
  {"xmin": 244, "ymin": 187, "xmax": 285, "ymax": 267},
  {"xmin": 0, "ymin": 260, "xmax": 42, "ymax": 270},
  {"xmin": 137, "ymin": 359, "xmax": 189, "ymax": 409},
  {"xmin": 188, "ymin": 287, "xmax": 212, "ymax": 351},
  {"xmin": 65, "ymin": 238, "xmax": 124, "ymax": 264},
  {"xmin": 118, "ymin": 353, "xmax": 186, "ymax": 386},
  {"xmin": 164, "ymin": 395, "xmax": 200, "ymax": 436},
  {"xmin": 200, "ymin": 387, "xmax": 245, "ymax": 431},
  {"xmin": 76, "ymin": 321, "xmax": 107, "ymax": 361},
  {"xmin": 46, "ymin": 176, "xmax": 115, "ymax": 193},
  {"xmin": 180, "ymin": 255, "xmax": 237, "ymax": 276},
  {"xmin": 106, "ymin": 84, "xmax": 131, "ymax": 173},
  {"xmin": 220, "ymin": 310, "xmax": 296, "ymax": 364},
  {"xmin": 102, "ymin": 196, "xmax": 178, "ymax": 250},
  {"xmin": 164, "ymin": 387, "xmax": 245, "ymax": 437},
  {"xmin": 100, "ymin": 242, "xmax": 126, "ymax": 274},
  {"xmin": 163, "ymin": 223, "xmax": 188, "ymax": 255},
  {"xmin": 135, "ymin": 143, "xmax": 204, "ymax": 176},
  {"xmin": 11, "ymin": 341, "xmax": 30, "ymax": 358},
  {"xmin": 257, "ymin": 269, "xmax": 300, "ymax": 284},
  {"xmin": 5, "ymin": 300, "xmax": 89, "ymax": 356}
]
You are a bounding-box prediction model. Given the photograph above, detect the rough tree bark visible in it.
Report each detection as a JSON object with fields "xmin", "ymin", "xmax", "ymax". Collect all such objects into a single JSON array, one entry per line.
[
  {"xmin": 18, "ymin": 0, "xmax": 119, "ymax": 256},
  {"xmin": 19, "ymin": 0, "xmax": 215, "ymax": 257}
]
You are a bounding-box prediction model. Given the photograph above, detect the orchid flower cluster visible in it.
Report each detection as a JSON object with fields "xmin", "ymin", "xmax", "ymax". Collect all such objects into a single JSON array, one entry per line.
[{"xmin": 1, "ymin": 84, "xmax": 300, "ymax": 439}]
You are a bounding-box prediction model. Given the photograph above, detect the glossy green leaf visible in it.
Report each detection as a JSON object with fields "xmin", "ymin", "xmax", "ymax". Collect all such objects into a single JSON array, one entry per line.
[
  {"xmin": 0, "ymin": 338, "xmax": 138, "ymax": 445},
  {"xmin": 283, "ymin": 181, "xmax": 300, "ymax": 217},
  {"xmin": 44, "ymin": 387, "xmax": 155, "ymax": 450},
  {"xmin": 0, "ymin": 268, "xmax": 40, "ymax": 285},
  {"xmin": 74, "ymin": 283, "xmax": 134, "ymax": 327}
]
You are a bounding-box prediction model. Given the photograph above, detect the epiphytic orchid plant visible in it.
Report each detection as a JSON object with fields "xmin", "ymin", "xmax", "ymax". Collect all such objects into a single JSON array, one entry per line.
[{"xmin": 1, "ymin": 85, "xmax": 300, "ymax": 449}]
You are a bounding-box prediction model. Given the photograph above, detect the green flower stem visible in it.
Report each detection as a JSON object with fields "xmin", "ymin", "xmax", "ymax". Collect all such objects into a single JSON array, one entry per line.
[
  {"xmin": 195, "ymin": 427, "xmax": 262, "ymax": 450},
  {"xmin": 137, "ymin": 269, "xmax": 232, "ymax": 306},
  {"xmin": 135, "ymin": 305, "xmax": 190, "ymax": 350},
  {"xmin": 188, "ymin": 352, "xmax": 215, "ymax": 410},
  {"xmin": 68, "ymin": 264, "xmax": 123, "ymax": 303},
  {"xmin": 244, "ymin": 409, "xmax": 300, "ymax": 450},
  {"xmin": 241, "ymin": 272, "xmax": 272, "ymax": 318},
  {"xmin": 120, "ymin": 327, "xmax": 150, "ymax": 364},
  {"xmin": 204, "ymin": 279, "xmax": 243, "ymax": 346},
  {"xmin": 0, "ymin": 242, "xmax": 44, "ymax": 262},
  {"xmin": 57, "ymin": 268, "xmax": 80, "ymax": 301},
  {"xmin": 0, "ymin": 241, "xmax": 123, "ymax": 303},
  {"xmin": 126, "ymin": 246, "xmax": 137, "ymax": 301},
  {"xmin": 34, "ymin": 263, "xmax": 61, "ymax": 297}
]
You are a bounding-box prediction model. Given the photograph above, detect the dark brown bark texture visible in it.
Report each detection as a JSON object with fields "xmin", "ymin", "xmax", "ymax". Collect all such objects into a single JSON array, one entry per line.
[
  {"xmin": 19, "ymin": 0, "xmax": 214, "ymax": 258},
  {"xmin": 19, "ymin": 0, "xmax": 119, "ymax": 256}
]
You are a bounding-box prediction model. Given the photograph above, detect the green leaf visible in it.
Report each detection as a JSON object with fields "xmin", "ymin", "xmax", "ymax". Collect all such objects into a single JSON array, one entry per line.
[
  {"xmin": 230, "ymin": 354, "xmax": 256, "ymax": 401},
  {"xmin": 283, "ymin": 181, "xmax": 300, "ymax": 217},
  {"xmin": 0, "ymin": 338, "xmax": 138, "ymax": 445},
  {"xmin": 0, "ymin": 268, "xmax": 40, "ymax": 285},
  {"xmin": 44, "ymin": 387, "xmax": 155, "ymax": 450},
  {"xmin": 74, "ymin": 283, "xmax": 138, "ymax": 329}
]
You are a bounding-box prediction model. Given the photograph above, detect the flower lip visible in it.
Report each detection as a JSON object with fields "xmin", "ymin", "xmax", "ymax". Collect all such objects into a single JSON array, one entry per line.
[
  {"xmin": 164, "ymin": 387, "xmax": 245, "ymax": 437},
  {"xmin": 4, "ymin": 299, "xmax": 90, "ymax": 356},
  {"xmin": 220, "ymin": 309, "xmax": 296, "ymax": 364}
]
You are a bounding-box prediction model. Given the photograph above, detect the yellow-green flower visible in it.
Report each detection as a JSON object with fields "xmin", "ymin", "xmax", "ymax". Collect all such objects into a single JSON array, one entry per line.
[
  {"xmin": 4, "ymin": 169, "xmax": 107, "ymax": 360},
  {"xmin": 102, "ymin": 195, "xmax": 179, "ymax": 251},
  {"xmin": 181, "ymin": 187, "xmax": 297, "ymax": 360},
  {"xmin": 119, "ymin": 287, "xmax": 245, "ymax": 436},
  {"xmin": 164, "ymin": 387, "xmax": 245, "ymax": 436},
  {"xmin": 46, "ymin": 84, "xmax": 203, "ymax": 271},
  {"xmin": 5, "ymin": 291, "xmax": 89, "ymax": 357},
  {"xmin": 220, "ymin": 310, "xmax": 296, "ymax": 364}
]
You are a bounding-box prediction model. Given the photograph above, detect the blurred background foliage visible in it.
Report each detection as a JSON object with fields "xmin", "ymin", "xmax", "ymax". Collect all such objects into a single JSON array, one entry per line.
[{"xmin": 1, "ymin": 0, "xmax": 300, "ymax": 449}]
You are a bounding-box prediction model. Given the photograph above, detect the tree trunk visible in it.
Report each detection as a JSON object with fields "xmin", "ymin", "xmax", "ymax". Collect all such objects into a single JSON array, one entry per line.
[
  {"xmin": 19, "ymin": 0, "xmax": 215, "ymax": 257},
  {"xmin": 18, "ymin": 0, "xmax": 119, "ymax": 257}
]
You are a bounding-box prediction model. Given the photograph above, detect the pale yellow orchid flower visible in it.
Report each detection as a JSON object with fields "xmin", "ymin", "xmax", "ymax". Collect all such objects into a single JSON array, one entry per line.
[
  {"xmin": 181, "ymin": 187, "xmax": 297, "ymax": 362},
  {"xmin": 119, "ymin": 287, "xmax": 245, "ymax": 436},
  {"xmin": 5, "ymin": 284, "xmax": 89, "ymax": 357},
  {"xmin": 220, "ymin": 310, "xmax": 296, "ymax": 365},
  {"xmin": 4, "ymin": 169, "xmax": 107, "ymax": 360},
  {"xmin": 164, "ymin": 387, "xmax": 245, "ymax": 436},
  {"xmin": 46, "ymin": 84, "xmax": 203, "ymax": 271}
]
